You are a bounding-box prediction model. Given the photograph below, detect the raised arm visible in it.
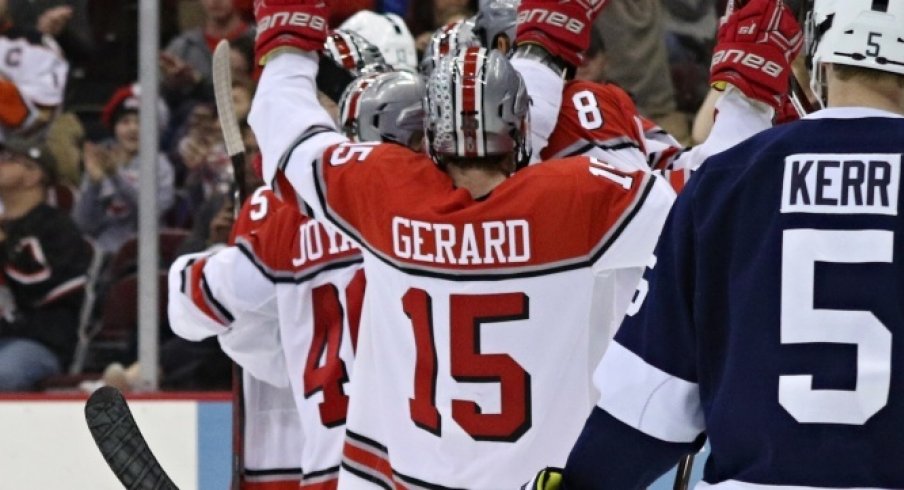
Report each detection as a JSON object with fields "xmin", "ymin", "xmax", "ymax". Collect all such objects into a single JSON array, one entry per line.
[{"xmin": 511, "ymin": 0, "xmax": 613, "ymax": 161}]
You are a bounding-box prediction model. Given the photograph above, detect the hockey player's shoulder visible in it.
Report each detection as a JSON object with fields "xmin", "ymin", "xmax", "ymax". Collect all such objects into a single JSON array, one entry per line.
[{"xmin": 240, "ymin": 205, "xmax": 361, "ymax": 280}]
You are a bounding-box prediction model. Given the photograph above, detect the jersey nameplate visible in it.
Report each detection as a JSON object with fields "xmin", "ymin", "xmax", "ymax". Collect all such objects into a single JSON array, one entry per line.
[{"xmin": 781, "ymin": 153, "xmax": 900, "ymax": 215}]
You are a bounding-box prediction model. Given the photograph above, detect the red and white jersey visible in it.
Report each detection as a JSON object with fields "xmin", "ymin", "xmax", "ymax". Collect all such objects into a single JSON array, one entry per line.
[
  {"xmin": 249, "ymin": 50, "xmax": 673, "ymax": 489},
  {"xmin": 544, "ymin": 81, "xmax": 775, "ymax": 193},
  {"xmin": 227, "ymin": 188, "xmax": 305, "ymax": 490},
  {"xmin": 0, "ymin": 26, "xmax": 67, "ymax": 139},
  {"xmin": 251, "ymin": 50, "xmax": 676, "ymax": 489},
  {"xmin": 229, "ymin": 187, "xmax": 283, "ymax": 244},
  {"xmin": 319, "ymin": 144, "xmax": 673, "ymax": 489},
  {"xmin": 169, "ymin": 201, "xmax": 364, "ymax": 489},
  {"xmin": 542, "ymin": 80, "xmax": 654, "ymax": 171},
  {"xmin": 242, "ymin": 370, "xmax": 304, "ymax": 490}
]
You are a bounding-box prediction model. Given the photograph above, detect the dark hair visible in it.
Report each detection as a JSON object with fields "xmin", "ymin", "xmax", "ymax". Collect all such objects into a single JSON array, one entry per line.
[{"xmin": 443, "ymin": 153, "xmax": 514, "ymax": 175}]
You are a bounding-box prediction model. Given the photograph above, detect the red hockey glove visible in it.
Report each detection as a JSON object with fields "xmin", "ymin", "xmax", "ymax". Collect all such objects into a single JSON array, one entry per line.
[
  {"xmin": 254, "ymin": 0, "xmax": 330, "ymax": 64},
  {"xmin": 515, "ymin": 0, "xmax": 609, "ymax": 68},
  {"xmin": 774, "ymin": 95, "xmax": 800, "ymax": 125},
  {"xmin": 709, "ymin": 0, "xmax": 803, "ymax": 110}
]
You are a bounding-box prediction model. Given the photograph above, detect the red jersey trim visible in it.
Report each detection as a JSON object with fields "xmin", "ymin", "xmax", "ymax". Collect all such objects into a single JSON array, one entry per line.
[
  {"xmin": 342, "ymin": 431, "xmax": 466, "ymax": 490},
  {"xmin": 313, "ymin": 160, "xmax": 656, "ymax": 281},
  {"xmin": 180, "ymin": 257, "xmax": 232, "ymax": 326},
  {"xmin": 234, "ymin": 237, "xmax": 363, "ymax": 284}
]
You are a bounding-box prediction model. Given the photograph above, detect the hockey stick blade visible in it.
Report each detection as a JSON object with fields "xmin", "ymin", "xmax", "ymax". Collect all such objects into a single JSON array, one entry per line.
[
  {"xmin": 85, "ymin": 386, "xmax": 179, "ymax": 490},
  {"xmin": 212, "ymin": 39, "xmax": 248, "ymax": 206}
]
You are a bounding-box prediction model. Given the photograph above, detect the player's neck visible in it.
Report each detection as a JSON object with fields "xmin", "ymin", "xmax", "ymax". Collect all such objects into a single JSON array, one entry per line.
[
  {"xmin": 0, "ymin": 187, "xmax": 44, "ymax": 220},
  {"xmin": 827, "ymin": 78, "xmax": 904, "ymax": 116},
  {"xmin": 446, "ymin": 166, "xmax": 508, "ymax": 200}
]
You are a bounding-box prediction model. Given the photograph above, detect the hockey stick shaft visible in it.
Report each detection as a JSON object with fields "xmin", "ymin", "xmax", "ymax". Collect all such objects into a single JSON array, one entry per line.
[
  {"xmin": 673, "ymin": 453, "xmax": 696, "ymax": 490},
  {"xmin": 212, "ymin": 39, "xmax": 248, "ymax": 490},
  {"xmin": 85, "ymin": 386, "xmax": 180, "ymax": 490}
]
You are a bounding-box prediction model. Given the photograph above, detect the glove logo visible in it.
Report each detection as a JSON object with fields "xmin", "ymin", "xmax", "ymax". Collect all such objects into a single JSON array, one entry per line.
[
  {"xmin": 712, "ymin": 48, "xmax": 784, "ymax": 78},
  {"xmin": 257, "ymin": 11, "xmax": 328, "ymax": 36},
  {"xmin": 516, "ymin": 9, "xmax": 585, "ymax": 35},
  {"xmin": 738, "ymin": 23, "xmax": 757, "ymax": 36}
]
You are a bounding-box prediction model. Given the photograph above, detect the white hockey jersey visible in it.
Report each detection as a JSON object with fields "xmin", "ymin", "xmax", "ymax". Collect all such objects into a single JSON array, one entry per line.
[
  {"xmin": 0, "ymin": 25, "xmax": 67, "ymax": 139},
  {"xmin": 248, "ymin": 50, "xmax": 676, "ymax": 489},
  {"xmin": 168, "ymin": 196, "xmax": 364, "ymax": 488}
]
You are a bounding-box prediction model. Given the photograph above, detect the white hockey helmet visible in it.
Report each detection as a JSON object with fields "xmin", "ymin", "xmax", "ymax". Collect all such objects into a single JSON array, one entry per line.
[
  {"xmin": 425, "ymin": 46, "xmax": 532, "ymax": 170},
  {"xmin": 808, "ymin": 0, "xmax": 904, "ymax": 106},
  {"xmin": 323, "ymin": 29, "xmax": 391, "ymax": 77},
  {"xmin": 338, "ymin": 71, "xmax": 426, "ymax": 148},
  {"xmin": 339, "ymin": 11, "xmax": 418, "ymax": 72},
  {"xmin": 419, "ymin": 17, "xmax": 480, "ymax": 77}
]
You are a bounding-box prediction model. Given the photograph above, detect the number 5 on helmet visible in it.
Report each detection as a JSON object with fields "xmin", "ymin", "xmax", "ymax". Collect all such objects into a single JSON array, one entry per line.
[{"xmin": 254, "ymin": 0, "xmax": 330, "ymax": 64}]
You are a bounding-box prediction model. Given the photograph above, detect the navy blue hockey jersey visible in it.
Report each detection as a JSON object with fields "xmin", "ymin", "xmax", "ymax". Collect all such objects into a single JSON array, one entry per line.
[{"xmin": 564, "ymin": 107, "xmax": 904, "ymax": 489}]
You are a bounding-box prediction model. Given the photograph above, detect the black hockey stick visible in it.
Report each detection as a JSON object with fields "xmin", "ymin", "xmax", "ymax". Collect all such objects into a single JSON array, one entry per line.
[
  {"xmin": 212, "ymin": 39, "xmax": 247, "ymax": 490},
  {"xmin": 84, "ymin": 386, "xmax": 179, "ymax": 490},
  {"xmin": 673, "ymin": 453, "xmax": 696, "ymax": 490}
]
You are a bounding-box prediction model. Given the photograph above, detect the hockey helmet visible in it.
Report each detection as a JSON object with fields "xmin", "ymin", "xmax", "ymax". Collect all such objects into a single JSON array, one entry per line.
[
  {"xmin": 419, "ymin": 17, "xmax": 480, "ymax": 77},
  {"xmin": 474, "ymin": 0, "xmax": 518, "ymax": 51},
  {"xmin": 425, "ymin": 46, "xmax": 532, "ymax": 170},
  {"xmin": 323, "ymin": 29, "xmax": 391, "ymax": 77},
  {"xmin": 807, "ymin": 0, "xmax": 904, "ymax": 106},
  {"xmin": 339, "ymin": 11, "xmax": 418, "ymax": 73},
  {"xmin": 338, "ymin": 71, "xmax": 426, "ymax": 148}
]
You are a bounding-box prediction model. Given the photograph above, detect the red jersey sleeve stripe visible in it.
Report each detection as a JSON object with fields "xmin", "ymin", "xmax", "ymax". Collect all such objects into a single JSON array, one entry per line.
[{"xmin": 187, "ymin": 258, "xmax": 233, "ymax": 326}]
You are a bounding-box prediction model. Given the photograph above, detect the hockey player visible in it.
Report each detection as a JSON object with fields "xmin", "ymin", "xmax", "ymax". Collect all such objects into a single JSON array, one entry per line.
[
  {"xmin": 248, "ymin": 0, "xmax": 678, "ymax": 487},
  {"xmin": 169, "ymin": 70, "xmax": 426, "ymax": 489},
  {"xmin": 0, "ymin": 0, "xmax": 67, "ymax": 141},
  {"xmin": 231, "ymin": 184, "xmax": 305, "ymax": 490},
  {"xmin": 541, "ymin": 0, "xmax": 804, "ymax": 193},
  {"xmin": 526, "ymin": 0, "xmax": 904, "ymax": 488}
]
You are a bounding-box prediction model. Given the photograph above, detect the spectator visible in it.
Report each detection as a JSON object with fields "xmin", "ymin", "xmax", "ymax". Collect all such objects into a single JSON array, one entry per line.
[
  {"xmin": 6, "ymin": 0, "xmax": 94, "ymax": 66},
  {"xmin": 0, "ymin": 0, "xmax": 69, "ymax": 142},
  {"xmin": 0, "ymin": 135, "xmax": 91, "ymax": 391},
  {"xmin": 596, "ymin": 0, "xmax": 691, "ymax": 143},
  {"xmin": 73, "ymin": 84, "xmax": 175, "ymax": 255},
  {"xmin": 575, "ymin": 25, "xmax": 607, "ymax": 83},
  {"xmin": 176, "ymin": 122, "xmax": 262, "ymax": 256},
  {"xmin": 409, "ymin": 0, "xmax": 477, "ymax": 52},
  {"xmin": 159, "ymin": 0, "xmax": 254, "ymax": 111},
  {"xmin": 172, "ymin": 102, "xmax": 229, "ymax": 209}
]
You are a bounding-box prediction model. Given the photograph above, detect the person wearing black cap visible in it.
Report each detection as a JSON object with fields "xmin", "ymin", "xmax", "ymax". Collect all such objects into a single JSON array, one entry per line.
[{"xmin": 0, "ymin": 135, "xmax": 90, "ymax": 391}]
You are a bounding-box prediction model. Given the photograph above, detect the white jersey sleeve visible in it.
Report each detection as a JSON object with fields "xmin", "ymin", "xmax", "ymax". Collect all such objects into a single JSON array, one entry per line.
[
  {"xmin": 249, "ymin": 50, "xmax": 346, "ymax": 190},
  {"xmin": 167, "ymin": 250, "xmax": 289, "ymax": 388},
  {"xmin": 510, "ymin": 57, "xmax": 564, "ymax": 163},
  {"xmin": 672, "ymin": 86, "xmax": 774, "ymax": 172}
]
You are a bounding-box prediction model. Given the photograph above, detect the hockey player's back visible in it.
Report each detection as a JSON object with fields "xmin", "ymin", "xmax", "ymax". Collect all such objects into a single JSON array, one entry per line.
[{"xmin": 553, "ymin": 1, "xmax": 904, "ymax": 488}]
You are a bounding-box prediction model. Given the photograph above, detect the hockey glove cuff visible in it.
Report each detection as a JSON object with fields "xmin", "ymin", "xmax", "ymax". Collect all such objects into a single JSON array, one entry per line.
[
  {"xmin": 522, "ymin": 467, "xmax": 565, "ymax": 490},
  {"xmin": 515, "ymin": 0, "xmax": 609, "ymax": 69},
  {"xmin": 254, "ymin": 0, "xmax": 330, "ymax": 64}
]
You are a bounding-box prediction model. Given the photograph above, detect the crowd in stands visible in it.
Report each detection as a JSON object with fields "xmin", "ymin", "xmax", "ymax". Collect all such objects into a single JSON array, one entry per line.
[{"xmin": 0, "ymin": 0, "xmax": 726, "ymax": 392}]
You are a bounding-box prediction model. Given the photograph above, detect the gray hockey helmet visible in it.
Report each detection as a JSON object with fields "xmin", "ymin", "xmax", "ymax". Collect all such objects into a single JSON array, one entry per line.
[
  {"xmin": 323, "ymin": 29, "xmax": 392, "ymax": 76},
  {"xmin": 419, "ymin": 17, "xmax": 480, "ymax": 77},
  {"xmin": 474, "ymin": 0, "xmax": 518, "ymax": 50},
  {"xmin": 338, "ymin": 71, "xmax": 426, "ymax": 148},
  {"xmin": 425, "ymin": 46, "xmax": 531, "ymax": 170}
]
